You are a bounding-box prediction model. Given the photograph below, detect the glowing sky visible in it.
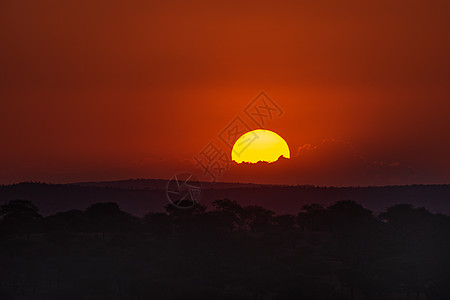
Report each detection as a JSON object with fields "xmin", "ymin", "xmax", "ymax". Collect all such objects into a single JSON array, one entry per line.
[{"xmin": 0, "ymin": 0, "xmax": 449, "ymax": 185}]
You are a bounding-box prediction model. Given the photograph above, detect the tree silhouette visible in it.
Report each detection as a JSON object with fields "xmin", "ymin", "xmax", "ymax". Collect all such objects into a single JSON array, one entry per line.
[
  {"xmin": 83, "ymin": 202, "xmax": 140, "ymax": 239},
  {"xmin": 273, "ymin": 214, "xmax": 299, "ymax": 250},
  {"xmin": 42, "ymin": 209, "xmax": 84, "ymax": 233},
  {"xmin": 379, "ymin": 204, "xmax": 435, "ymax": 239},
  {"xmin": 0, "ymin": 197, "xmax": 448, "ymax": 299},
  {"xmin": 326, "ymin": 200, "xmax": 374, "ymax": 233},
  {"xmin": 378, "ymin": 204, "xmax": 450, "ymax": 298},
  {"xmin": 0, "ymin": 199, "xmax": 42, "ymax": 238},
  {"xmin": 241, "ymin": 205, "xmax": 274, "ymax": 232},
  {"xmin": 212, "ymin": 198, "xmax": 243, "ymax": 231},
  {"xmin": 164, "ymin": 203, "xmax": 207, "ymax": 235},
  {"xmin": 297, "ymin": 203, "xmax": 327, "ymax": 232},
  {"xmin": 143, "ymin": 212, "xmax": 172, "ymax": 240}
]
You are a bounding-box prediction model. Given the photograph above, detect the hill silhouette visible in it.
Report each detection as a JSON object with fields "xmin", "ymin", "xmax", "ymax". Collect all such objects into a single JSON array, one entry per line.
[{"xmin": 1, "ymin": 180, "xmax": 449, "ymax": 216}]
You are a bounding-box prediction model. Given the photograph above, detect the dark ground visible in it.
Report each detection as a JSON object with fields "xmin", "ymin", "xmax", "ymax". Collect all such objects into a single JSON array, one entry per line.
[{"xmin": 0, "ymin": 196, "xmax": 450, "ymax": 299}]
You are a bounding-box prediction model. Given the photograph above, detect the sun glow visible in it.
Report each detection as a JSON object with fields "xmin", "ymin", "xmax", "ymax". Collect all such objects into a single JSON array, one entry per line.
[{"xmin": 231, "ymin": 129, "xmax": 290, "ymax": 163}]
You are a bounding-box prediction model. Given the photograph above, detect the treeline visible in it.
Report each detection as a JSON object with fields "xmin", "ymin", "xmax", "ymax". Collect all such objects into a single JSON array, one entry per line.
[{"xmin": 0, "ymin": 199, "xmax": 450, "ymax": 299}]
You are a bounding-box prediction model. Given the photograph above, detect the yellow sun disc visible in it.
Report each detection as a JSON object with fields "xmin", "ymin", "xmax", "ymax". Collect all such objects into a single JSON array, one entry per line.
[{"xmin": 231, "ymin": 129, "xmax": 290, "ymax": 163}]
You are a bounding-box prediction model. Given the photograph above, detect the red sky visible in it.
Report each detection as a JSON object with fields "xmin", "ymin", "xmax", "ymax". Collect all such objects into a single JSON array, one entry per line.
[{"xmin": 1, "ymin": 0, "xmax": 449, "ymax": 185}]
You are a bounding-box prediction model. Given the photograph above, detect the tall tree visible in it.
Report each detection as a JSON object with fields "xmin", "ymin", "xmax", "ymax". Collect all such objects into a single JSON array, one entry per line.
[{"xmin": 0, "ymin": 199, "xmax": 42, "ymax": 238}]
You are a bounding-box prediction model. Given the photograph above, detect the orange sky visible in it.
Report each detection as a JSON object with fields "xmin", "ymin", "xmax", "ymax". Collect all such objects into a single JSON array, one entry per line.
[{"xmin": 1, "ymin": 0, "xmax": 449, "ymax": 185}]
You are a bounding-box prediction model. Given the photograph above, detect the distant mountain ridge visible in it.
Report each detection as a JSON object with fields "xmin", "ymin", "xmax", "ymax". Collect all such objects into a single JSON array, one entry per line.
[
  {"xmin": 0, "ymin": 180, "xmax": 449, "ymax": 217},
  {"xmin": 69, "ymin": 178, "xmax": 273, "ymax": 190}
]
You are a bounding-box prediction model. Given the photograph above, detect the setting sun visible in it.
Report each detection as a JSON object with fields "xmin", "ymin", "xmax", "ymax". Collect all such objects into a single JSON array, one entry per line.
[{"xmin": 232, "ymin": 129, "xmax": 290, "ymax": 163}]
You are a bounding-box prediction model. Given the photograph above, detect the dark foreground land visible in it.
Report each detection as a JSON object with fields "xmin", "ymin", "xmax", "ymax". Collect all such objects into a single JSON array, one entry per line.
[{"xmin": 1, "ymin": 197, "xmax": 450, "ymax": 300}]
